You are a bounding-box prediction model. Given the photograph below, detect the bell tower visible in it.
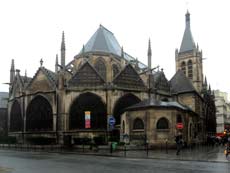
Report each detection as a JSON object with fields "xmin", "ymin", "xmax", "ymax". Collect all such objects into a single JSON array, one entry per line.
[{"xmin": 175, "ymin": 11, "xmax": 203, "ymax": 93}]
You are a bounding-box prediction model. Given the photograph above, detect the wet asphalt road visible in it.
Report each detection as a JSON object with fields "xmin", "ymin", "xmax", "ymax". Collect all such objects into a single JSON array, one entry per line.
[{"xmin": 0, "ymin": 150, "xmax": 229, "ymax": 173}]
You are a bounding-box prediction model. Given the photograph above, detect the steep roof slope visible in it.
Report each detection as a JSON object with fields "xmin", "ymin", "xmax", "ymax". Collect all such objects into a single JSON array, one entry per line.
[{"xmin": 170, "ymin": 70, "xmax": 196, "ymax": 94}]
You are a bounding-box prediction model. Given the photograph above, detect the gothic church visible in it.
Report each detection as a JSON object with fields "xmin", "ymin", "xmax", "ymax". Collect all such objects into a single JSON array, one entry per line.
[{"xmin": 8, "ymin": 11, "xmax": 216, "ymax": 146}]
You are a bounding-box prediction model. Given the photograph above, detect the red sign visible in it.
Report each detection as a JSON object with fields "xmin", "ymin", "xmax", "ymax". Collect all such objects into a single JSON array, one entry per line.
[
  {"xmin": 85, "ymin": 111, "xmax": 91, "ymax": 128},
  {"xmin": 176, "ymin": 123, "xmax": 183, "ymax": 129}
]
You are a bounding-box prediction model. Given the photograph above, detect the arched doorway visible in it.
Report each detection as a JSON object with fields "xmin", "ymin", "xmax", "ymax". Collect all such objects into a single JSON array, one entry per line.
[
  {"xmin": 26, "ymin": 96, "xmax": 53, "ymax": 131},
  {"xmin": 113, "ymin": 93, "xmax": 141, "ymax": 125},
  {"xmin": 112, "ymin": 94, "xmax": 141, "ymax": 141},
  {"xmin": 69, "ymin": 92, "xmax": 107, "ymax": 130},
  {"xmin": 10, "ymin": 100, "xmax": 23, "ymax": 132}
]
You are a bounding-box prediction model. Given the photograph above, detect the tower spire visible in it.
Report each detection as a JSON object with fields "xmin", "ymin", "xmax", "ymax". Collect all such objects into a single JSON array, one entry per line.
[
  {"xmin": 10, "ymin": 59, "xmax": 15, "ymax": 84},
  {"xmin": 186, "ymin": 10, "xmax": 190, "ymax": 28},
  {"xmin": 61, "ymin": 31, "xmax": 66, "ymax": 71},
  {"xmin": 179, "ymin": 10, "xmax": 196, "ymax": 53},
  {"xmin": 148, "ymin": 38, "xmax": 152, "ymax": 70}
]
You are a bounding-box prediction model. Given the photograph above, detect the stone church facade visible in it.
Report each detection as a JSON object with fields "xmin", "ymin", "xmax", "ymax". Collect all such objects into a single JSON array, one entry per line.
[{"xmin": 8, "ymin": 11, "xmax": 216, "ymax": 146}]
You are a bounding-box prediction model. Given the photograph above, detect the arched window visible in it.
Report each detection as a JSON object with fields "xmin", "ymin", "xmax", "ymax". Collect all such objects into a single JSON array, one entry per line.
[
  {"xmin": 112, "ymin": 64, "xmax": 119, "ymax": 78},
  {"xmin": 156, "ymin": 117, "xmax": 169, "ymax": 129},
  {"xmin": 26, "ymin": 96, "xmax": 53, "ymax": 131},
  {"xmin": 95, "ymin": 58, "xmax": 106, "ymax": 80},
  {"xmin": 177, "ymin": 114, "xmax": 182, "ymax": 123},
  {"xmin": 188, "ymin": 60, "xmax": 193, "ymax": 79},
  {"xmin": 181, "ymin": 61, "xmax": 186, "ymax": 75},
  {"xmin": 133, "ymin": 118, "xmax": 144, "ymax": 130},
  {"xmin": 122, "ymin": 121, "xmax": 125, "ymax": 134}
]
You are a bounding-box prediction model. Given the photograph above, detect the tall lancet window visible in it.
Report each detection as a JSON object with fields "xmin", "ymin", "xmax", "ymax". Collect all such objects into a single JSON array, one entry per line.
[
  {"xmin": 181, "ymin": 61, "xmax": 186, "ymax": 75},
  {"xmin": 112, "ymin": 64, "xmax": 119, "ymax": 78},
  {"xmin": 188, "ymin": 60, "xmax": 193, "ymax": 79},
  {"xmin": 95, "ymin": 58, "xmax": 106, "ymax": 80}
]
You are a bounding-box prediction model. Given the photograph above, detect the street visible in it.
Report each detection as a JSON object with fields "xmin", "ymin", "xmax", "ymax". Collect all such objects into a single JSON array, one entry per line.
[{"xmin": 0, "ymin": 148, "xmax": 229, "ymax": 173}]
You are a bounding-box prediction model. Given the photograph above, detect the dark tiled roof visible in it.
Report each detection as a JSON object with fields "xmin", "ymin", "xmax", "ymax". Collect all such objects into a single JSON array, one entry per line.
[
  {"xmin": 112, "ymin": 64, "xmax": 146, "ymax": 90},
  {"xmin": 68, "ymin": 61, "xmax": 105, "ymax": 87},
  {"xmin": 125, "ymin": 98, "xmax": 192, "ymax": 112},
  {"xmin": 170, "ymin": 70, "xmax": 196, "ymax": 94},
  {"xmin": 150, "ymin": 70, "xmax": 170, "ymax": 92}
]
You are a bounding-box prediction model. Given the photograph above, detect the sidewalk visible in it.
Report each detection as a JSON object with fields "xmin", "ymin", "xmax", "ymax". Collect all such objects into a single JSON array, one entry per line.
[
  {"xmin": 0, "ymin": 144, "xmax": 229, "ymax": 163},
  {"xmin": 71, "ymin": 145, "xmax": 230, "ymax": 163}
]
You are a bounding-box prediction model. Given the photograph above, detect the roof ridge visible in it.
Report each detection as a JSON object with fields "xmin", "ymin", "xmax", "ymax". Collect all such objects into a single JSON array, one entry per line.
[{"xmin": 99, "ymin": 24, "xmax": 114, "ymax": 35}]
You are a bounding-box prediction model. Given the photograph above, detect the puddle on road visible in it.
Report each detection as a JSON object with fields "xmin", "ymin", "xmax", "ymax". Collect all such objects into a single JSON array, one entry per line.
[{"xmin": 0, "ymin": 167, "xmax": 14, "ymax": 173}]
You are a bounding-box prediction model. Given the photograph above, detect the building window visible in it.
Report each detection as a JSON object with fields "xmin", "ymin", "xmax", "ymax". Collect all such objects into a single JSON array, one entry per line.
[
  {"xmin": 156, "ymin": 117, "xmax": 169, "ymax": 129},
  {"xmin": 181, "ymin": 61, "xmax": 186, "ymax": 75},
  {"xmin": 176, "ymin": 114, "xmax": 182, "ymax": 123},
  {"xmin": 112, "ymin": 64, "xmax": 119, "ymax": 78},
  {"xmin": 133, "ymin": 118, "xmax": 144, "ymax": 130},
  {"xmin": 95, "ymin": 58, "xmax": 106, "ymax": 80},
  {"xmin": 187, "ymin": 60, "xmax": 193, "ymax": 79},
  {"xmin": 161, "ymin": 98, "xmax": 169, "ymax": 102}
]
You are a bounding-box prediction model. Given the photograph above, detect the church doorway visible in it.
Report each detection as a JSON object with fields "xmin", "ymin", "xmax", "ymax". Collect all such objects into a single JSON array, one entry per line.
[
  {"xmin": 112, "ymin": 94, "xmax": 141, "ymax": 141},
  {"xmin": 26, "ymin": 96, "xmax": 53, "ymax": 131},
  {"xmin": 69, "ymin": 92, "xmax": 107, "ymax": 130}
]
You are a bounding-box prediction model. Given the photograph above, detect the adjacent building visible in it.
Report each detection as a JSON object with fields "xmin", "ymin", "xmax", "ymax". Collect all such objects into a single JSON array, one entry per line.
[
  {"xmin": 0, "ymin": 92, "xmax": 8, "ymax": 135},
  {"xmin": 214, "ymin": 90, "xmax": 230, "ymax": 134}
]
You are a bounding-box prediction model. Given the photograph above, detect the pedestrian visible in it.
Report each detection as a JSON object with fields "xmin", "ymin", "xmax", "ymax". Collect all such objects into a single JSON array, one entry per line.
[{"xmin": 175, "ymin": 134, "xmax": 182, "ymax": 155}]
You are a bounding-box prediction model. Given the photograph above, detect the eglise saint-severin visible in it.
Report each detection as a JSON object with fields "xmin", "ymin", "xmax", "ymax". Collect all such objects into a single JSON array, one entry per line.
[{"xmin": 8, "ymin": 11, "xmax": 216, "ymax": 146}]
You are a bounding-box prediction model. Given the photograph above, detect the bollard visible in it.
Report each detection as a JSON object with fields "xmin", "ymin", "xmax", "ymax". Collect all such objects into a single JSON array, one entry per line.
[
  {"xmin": 165, "ymin": 139, "xmax": 168, "ymax": 154},
  {"xmin": 146, "ymin": 142, "xmax": 149, "ymax": 157},
  {"xmin": 110, "ymin": 142, "xmax": 113, "ymax": 154},
  {"xmin": 124, "ymin": 144, "xmax": 126, "ymax": 157}
]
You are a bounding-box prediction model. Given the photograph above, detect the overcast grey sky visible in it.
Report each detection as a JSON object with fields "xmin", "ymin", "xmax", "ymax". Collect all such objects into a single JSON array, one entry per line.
[{"xmin": 0, "ymin": 0, "xmax": 230, "ymax": 95}]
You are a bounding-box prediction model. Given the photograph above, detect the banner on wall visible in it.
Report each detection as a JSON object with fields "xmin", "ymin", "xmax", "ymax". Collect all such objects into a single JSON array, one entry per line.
[{"xmin": 85, "ymin": 111, "xmax": 91, "ymax": 128}]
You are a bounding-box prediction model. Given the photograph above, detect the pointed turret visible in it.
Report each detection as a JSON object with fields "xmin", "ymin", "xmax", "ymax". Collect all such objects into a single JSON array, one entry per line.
[
  {"xmin": 40, "ymin": 58, "xmax": 43, "ymax": 67},
  {"xmin": 204, "ymin": 76, "xmax": 207, "ymax": 88},
  {"xmin": 179, "ymin": 11, "xmax": 196, "ymax": 53},
  {"xmin": 55, "ymin": 54, "xmax": 58, "ymax": 73},
  {"xmin": 208, "ymin": 84, "xmax": 211, "ymax": 94},
  {"xmin": 24, "ymin": 69, "xmax": 28, "ymax": 83},
  {"xmin": 121, "ymin": 46, "xmax": 124, "ymax": 58},
  {"xmin": 10, "ymin": 59, "xmax": 15, "ymax": 84},
  {"xmin": 148, "ymin": 38, "xmax": 152, "ymax": 71},
  {"xmin": 61, "ymin": 31, "xmax": 66, "ymax": 71}
]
